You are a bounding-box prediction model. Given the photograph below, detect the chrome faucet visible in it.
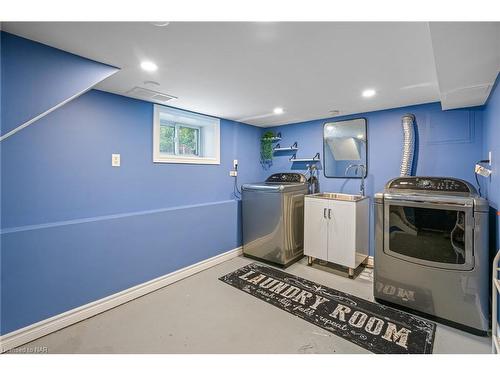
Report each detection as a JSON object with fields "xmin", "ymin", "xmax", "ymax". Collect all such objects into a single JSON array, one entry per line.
[{"xmin": 345, "ymin": 164, "xmax": 366, "ymax": 196}]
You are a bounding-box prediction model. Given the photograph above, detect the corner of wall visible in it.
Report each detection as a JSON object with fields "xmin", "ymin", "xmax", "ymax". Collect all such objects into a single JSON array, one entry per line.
[{"xmin": 0, "ymin": 31, "xmax": 119, "ymax": 141}]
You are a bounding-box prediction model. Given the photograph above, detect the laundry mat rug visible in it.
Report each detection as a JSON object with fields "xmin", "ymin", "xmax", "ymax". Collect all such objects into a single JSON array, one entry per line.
[{"xmin": 219, "ymin": 263, "xmax": 436, "ymax": 354}]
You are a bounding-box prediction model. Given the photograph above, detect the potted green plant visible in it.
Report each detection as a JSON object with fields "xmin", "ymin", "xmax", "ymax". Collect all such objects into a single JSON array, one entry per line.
[{"xmin": 260, "ymin": 131, "xmax": 276, "ymax": 163}]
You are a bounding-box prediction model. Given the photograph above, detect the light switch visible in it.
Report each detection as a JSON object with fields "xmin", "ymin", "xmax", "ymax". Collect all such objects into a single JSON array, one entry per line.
[{"xmin": 112, "ymin": 154, "xmax": 121, "ymax": 167}]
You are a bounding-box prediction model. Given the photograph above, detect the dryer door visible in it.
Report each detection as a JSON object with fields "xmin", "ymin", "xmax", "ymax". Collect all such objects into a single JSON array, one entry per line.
[{"xmin": 383, "ymin": 196, "xmax": 474, "ymax": 271}]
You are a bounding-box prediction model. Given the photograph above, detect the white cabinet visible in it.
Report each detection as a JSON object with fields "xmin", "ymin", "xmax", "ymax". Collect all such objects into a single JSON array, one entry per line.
[
  {"xmin": 303, "ymin": 197, "xmax": 329, "ymax": 260},
  {"xmin": 304, "ymin": 194, "xmax": 369, "ymax": 276}
]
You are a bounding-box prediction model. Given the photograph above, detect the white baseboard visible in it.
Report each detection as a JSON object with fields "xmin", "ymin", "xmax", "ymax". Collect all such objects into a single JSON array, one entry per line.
[
  {"xmin": 0, "ymin": 246, "xmax": 242, "ymax": 353},
  {"xmin": 363, "ymin": 256, "xmax": 374, "ymax": 268}
]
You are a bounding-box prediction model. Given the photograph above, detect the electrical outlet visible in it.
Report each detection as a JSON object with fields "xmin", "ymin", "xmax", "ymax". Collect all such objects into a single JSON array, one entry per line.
[
  {"xmin": 112, "ymin": 154, "xmax": 121, "ymax": 167},
  {"xmin": 475, "ymin": 164, "xmax": 491, "ymax": 177},
  {"xmin": 229, "ymin": 170, "xmax": 237, "ymax": 177},
  {"xmin": 233, "ymin": 159, "xmax": 238, "ymax": 169},
  {"xmin": 489, "ymin": 151, "xmax": 492, "ymax": 166}
]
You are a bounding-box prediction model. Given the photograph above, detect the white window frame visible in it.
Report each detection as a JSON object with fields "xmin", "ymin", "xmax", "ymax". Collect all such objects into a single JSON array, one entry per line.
[{"xmin": 153, "ymin": 104, "xmax": 220, "ymax": 165}]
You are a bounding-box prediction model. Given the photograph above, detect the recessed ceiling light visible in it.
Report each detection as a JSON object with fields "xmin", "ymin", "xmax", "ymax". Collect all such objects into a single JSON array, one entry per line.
[
  {"xmin": 140, "ymin": 61, "xmax": 158, "ymax": 72},
  {"xmin": 362, "ymin": 89, "xmax": 376, "ymax": 98},
  {"xmin": 273, "ymin": 107, "xmax": 284, "ymax": 115}
]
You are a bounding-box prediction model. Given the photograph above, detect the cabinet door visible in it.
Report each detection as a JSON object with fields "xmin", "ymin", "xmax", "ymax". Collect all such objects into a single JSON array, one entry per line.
[
  {"xmin": 304, "ymin": 198, "xmax": 328, "ymax": 260},
  {"xmin": 327, "ymin": 201, "xmax": 355, "ymax": 267}
]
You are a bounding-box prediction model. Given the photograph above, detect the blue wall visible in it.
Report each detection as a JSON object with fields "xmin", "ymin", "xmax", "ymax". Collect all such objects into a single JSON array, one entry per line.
[
  {"xmin": 0, "ymin": 89, "xmax": 264, "ymax": 334},
  {"xmin": 482, "ymin": 75, "xmax": 500, "ymax": 253},
  {"xmin": 1, "ymin": 32, "xmax": 118, "ymax": 137},
  {"xmin": 1, "ymin": 89, "xmax": 263, "ymax": 228},
  {"xmin": 265, "ymin": 103, "xmax": 485, "ymax": 256},
  {"xmin": 0, "ymin": 34, "xmax": 264, "ymax": 334}
]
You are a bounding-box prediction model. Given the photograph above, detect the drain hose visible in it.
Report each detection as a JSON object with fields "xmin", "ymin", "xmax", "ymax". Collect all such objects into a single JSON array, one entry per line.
[{"xmin": 400, "ymin": 114, "xmax": 416, "ymax": 176}]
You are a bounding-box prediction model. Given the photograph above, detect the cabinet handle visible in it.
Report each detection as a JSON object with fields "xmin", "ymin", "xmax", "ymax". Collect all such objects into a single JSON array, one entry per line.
[
  {"xmin": 323, "ymin": 208, "xmax": 327, "ymax": 218},
  {"xmin": 328, "ymin": 209, "xmax": 332, "ymax": 219}
]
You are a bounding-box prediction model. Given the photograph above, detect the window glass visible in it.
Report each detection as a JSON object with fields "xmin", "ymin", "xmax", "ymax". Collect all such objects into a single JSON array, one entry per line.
[
  {"xmin": 178, "ymin": 126, "xmax": 199, "ymax": 156},
  {"xmin": 159, "ymin": 123, "xmax": 175, "ymax": 154},
  {"xmin": 388, "ymin": 205, "xmax": 466, "ymax": 264}
]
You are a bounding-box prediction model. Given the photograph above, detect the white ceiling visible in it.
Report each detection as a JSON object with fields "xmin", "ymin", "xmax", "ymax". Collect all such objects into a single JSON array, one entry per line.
[
  {"xmin": 429, "ymin": 22, "xmax": 500, "ymax": 110},
  {"xmin": 3, "ymin": 22, "xmax": 499, "ymax": 127}
]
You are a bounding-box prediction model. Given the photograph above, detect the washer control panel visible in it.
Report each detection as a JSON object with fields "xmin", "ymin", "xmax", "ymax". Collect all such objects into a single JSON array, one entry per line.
[
  {"xmin": 266, "ymin": 173, "xmax": 306, "ymax": 183},
  {"xmin": 387, "ymin": 177, "xmax": 471, "ymax": 193}
]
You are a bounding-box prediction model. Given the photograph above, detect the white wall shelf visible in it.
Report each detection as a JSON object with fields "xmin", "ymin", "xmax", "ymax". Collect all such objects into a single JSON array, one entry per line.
[
  {"xmin": 289, "ymin": 152, "xmax": 320, "ymax": 162},
  {"xmin": 274, "ymin": 141, "xmax": 298, "ymax": 152},
  {"xmin": 269, "ymin": 132, "xmax": 282, "ymax": 142},
  {"xmin": 261, "ymin": 132, "xmax": 282, "ymax": 142}
]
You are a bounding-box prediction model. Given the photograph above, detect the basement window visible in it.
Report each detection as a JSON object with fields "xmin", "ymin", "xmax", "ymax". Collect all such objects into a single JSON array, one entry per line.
[{"xmin": 153, "ymin": 105, "xmax": 220, "ymax": 164}]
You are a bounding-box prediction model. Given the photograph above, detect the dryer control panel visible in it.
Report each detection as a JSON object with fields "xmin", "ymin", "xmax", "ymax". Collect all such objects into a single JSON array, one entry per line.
[{"xmin": 387, "ymin": 177, "xmax": 473, "ymax": 194}]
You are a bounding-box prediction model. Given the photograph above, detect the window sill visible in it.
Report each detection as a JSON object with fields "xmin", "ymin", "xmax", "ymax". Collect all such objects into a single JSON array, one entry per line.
[{"xmin": 153, "ymin": 156, "xmax": 220, "ymax": 165}]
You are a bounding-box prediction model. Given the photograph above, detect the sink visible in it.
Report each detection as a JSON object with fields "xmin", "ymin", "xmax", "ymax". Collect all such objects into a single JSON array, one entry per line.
[{"xmin": 309, "ymin": 192, "xmax": 366, "ymax": 202}]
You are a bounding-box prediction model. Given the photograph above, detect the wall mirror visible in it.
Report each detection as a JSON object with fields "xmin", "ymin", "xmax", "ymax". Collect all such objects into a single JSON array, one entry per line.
[{"xmin": 323, "ymin": 118, "xmax": 367, "ymax": 178}]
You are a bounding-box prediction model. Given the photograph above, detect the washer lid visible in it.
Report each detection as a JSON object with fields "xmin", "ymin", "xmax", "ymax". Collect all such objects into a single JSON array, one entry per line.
[
  {"xmin": 242, "ymin": 173, "xmax": 307, "ymax": 192},
  {"xmin": 242, "ymin": 182, "xmax": 307, "ymax": 192}
]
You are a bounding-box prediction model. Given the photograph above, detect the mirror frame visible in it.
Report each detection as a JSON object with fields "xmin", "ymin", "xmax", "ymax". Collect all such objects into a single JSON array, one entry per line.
[{"xmin": 322, "ymin": 117, "xmax": 368, "ymax": 179}]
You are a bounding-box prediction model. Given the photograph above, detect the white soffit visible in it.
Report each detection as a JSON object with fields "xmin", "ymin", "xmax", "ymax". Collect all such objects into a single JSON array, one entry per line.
[{"xmin": 429, "ymin": 22, "xmax": 500, "ymax": 110}]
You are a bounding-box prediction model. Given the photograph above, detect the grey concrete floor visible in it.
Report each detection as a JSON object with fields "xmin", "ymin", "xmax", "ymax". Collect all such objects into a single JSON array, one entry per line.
[{"xmin": 10, "ymin": 256, "xmax": 491, "ymax": 354}]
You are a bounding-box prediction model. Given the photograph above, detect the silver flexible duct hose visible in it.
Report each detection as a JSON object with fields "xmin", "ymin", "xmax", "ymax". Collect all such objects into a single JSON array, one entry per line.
[{"xmin": 400, "ymin": 114, "xmax": 416, "ymax": 176}]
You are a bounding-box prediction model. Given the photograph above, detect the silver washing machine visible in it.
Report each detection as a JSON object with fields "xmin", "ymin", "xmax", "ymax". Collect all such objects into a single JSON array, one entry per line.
[
  {"xmin": 242, "ymin": 173, "xmax": 308, "ymax": 268},
  {"xmin": 374, "ymin": 176, "xmax": 489, "ymax": 335}
]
